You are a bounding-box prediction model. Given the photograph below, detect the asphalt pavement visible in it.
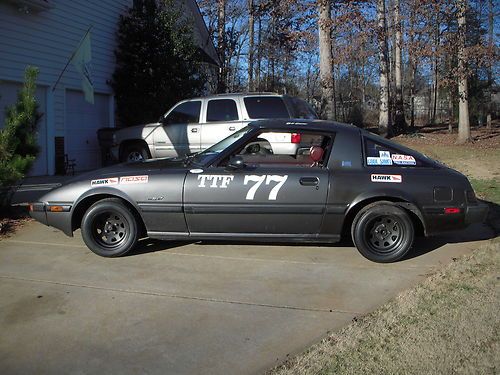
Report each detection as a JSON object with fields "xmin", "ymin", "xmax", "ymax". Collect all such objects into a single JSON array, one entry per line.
[{"xmin": 0, "ymin": 220, "xmax": 495, "ymax": 374}]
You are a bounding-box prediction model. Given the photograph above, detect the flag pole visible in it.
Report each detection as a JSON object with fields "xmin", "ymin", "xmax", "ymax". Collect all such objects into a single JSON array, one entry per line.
[{"xmin": 52, "ymin": 25, "xmax": 93, "ymax": 92}]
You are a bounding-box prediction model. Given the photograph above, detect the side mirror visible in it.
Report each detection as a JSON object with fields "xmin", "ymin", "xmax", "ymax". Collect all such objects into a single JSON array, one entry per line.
[{"xmin": 226, "ymin": 156, "xmax": 246, "ymax": 170}]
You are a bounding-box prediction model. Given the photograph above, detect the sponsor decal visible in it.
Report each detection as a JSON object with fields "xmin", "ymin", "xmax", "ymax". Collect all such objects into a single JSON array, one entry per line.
[
  {"xmin": 119, "ymin": 175, "xmax": 149, "ymax": 184},
  {"xmin": 189, "ymin": 169, "xmax": 204, "ymax": 174},
  {"xmin": 371, "ymin": 174, "xmax": 402, "ymax": 183},
  {"xmin": 367, "ymin": 157, "xmax": 393, "ymax": 166},
  {"xmin": 91, "ymin": 177, "xmax": 118, "ymax": 187},
  {"xmin": 392, "ymin": 154, "xmax": 416, "ymax": 165},
  {"xmin": 379, "ymin": 151, "xmax": 391, "ymax": 159},
  {"xmin": 197, "ymin": 175, "xmax": 234, "ymax": 188},
  {"xmin": 341, "ymin": 160, "xmax": 352, "ymax": 167}
]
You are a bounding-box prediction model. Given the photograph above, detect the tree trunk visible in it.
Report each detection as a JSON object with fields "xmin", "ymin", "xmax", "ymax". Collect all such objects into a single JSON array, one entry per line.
[
  {"xmin": 256, "ymin": 14, "xmax": 262, "ymax": 90},
  {"xmin": 431, "ymin": 13, "xmax": 439, "ymax": 125},
  {"xmin": 217, "ymin": 0, "xmax": 226, "ymax": 93},
  {"xmin": 248, "ymin": 0, "xmax": 255, "ymax": 92},
  {"xmin": 318, "ymin": 0, "xmax": 334, "ymax": 120},
  {"xmin": 377, "ymin": 0, "xmax": 391, "ymax": 137},
  {"xmin": 393, "ymin": 0, "xmax": 406, "ymax": 133},
  {"xmin": 457, "ymin": 0, "xmax": 471, "ymax": 144},
  {"xmin": 486, "ymin": 0, "xmax": 493, "ymax": 130},
  {"xmin": 409, "ymin": 2, "xmax": 416, "ymax": 130}
]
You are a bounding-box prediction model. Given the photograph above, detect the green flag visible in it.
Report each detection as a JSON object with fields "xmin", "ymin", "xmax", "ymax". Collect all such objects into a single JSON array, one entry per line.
[{"xmin": 71, "ymin": 32, "xmax": 94, "ymax": 104}]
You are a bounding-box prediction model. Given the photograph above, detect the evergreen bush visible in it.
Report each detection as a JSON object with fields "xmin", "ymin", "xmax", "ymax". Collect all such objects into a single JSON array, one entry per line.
[
  {"xmin": 112, "ymin": 0, "xmax": 206, "ymax": 127},
  {"xmin": 0, "ymin": 66, "xmax": 41, "ymax": 191}
]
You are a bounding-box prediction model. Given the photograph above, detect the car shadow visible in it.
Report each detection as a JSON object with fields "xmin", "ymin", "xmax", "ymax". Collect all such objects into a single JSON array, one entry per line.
[{"xmin": 127, "ymin": 200, "xmax": 499, "ymax": 261}]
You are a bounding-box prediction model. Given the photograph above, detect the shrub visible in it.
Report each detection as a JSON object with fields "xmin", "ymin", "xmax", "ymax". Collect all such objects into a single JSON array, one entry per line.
[{"xmin": 0, "ymin": 66, "xmax": 41, "ymax": 190}]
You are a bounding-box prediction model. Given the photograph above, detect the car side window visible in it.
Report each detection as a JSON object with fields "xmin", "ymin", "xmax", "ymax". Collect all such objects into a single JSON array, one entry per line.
[
  {"xmin": 206, "ymin": 99, "xmax": 239, "ymax": 122},
  {"xmin": 165, "ymin": 101, "xmax": 201, "ymax": 124},
  {"xmin": 364, "ymin": 138, "xmax": 427, "ymax": 167},
  {"xmin": 224, "ymin": 131, "xmax": 333, "ymax": 169},
  {"xmin": 244, "ymin": 97, "xmax": 290, "ymax": 119}
]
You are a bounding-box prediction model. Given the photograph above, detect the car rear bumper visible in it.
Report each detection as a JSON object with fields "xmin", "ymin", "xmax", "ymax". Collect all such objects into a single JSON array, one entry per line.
[{"xmin": 465, "ymin": 202, "xmax": 489, "ymax": 225}]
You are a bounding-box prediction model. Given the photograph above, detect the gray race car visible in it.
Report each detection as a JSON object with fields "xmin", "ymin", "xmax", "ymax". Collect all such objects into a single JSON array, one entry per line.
[{"xmin": 29, "ymin": 120, "xmax": 488, "ymax": 263}]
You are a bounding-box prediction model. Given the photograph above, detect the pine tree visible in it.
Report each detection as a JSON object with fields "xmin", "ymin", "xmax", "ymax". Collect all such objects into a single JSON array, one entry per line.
[
  {"xmin": 112, "ymin": 0, "xmax": 205, "ymax": 127},
  {"xmin": 0, "ymin": 66, "xmax": 41, "ymax": 189}
]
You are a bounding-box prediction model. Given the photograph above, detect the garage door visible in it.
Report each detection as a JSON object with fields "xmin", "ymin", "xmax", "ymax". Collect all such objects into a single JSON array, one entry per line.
[
  {"xmin": 0, "ymin": 81, "xmax": 48, "ymax": 176},
  {"xmin": 65, "ymin": 90, "xmax": 110, "ymax": 172}
]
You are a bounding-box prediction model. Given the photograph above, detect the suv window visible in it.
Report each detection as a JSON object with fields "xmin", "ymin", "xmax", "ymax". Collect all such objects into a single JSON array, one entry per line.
[
  {"xmin": 364, "ymin": 138, "xmax": 427, "ymax": 167},
  {"xmin": 244, "ymin": 97, "xmax": 290, "ymax": 119},
  {"xmin": 288, "ymin": 97, "xmax": 318, "ymax": 119},
  {"xmin": 165, "ymin": 101, "xmax": 201, "ymax": 124},
  {"xmin": 207, "ymin": 99, "xmax": 239, "ymax": 122}
]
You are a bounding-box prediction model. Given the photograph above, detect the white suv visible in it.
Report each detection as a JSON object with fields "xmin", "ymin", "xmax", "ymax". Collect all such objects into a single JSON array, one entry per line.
[{"xmin": 109, "ymin": 93, "xmax": 318, "ymax": 162}]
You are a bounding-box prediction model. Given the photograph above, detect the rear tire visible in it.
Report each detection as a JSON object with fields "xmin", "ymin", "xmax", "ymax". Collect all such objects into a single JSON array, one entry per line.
[
  {"xmin": 81, "ymin": 198, "xmax": 139, "ymax": 257},
  {"xmin": 351, "ymin": 202, "xmax": 414, "ymax": 263},
  {"xmin": 121, "ymin": 143, "xmax": 149, "ymax": 162}
]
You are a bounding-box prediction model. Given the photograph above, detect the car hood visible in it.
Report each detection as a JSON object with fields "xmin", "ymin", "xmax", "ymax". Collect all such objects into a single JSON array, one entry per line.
[{"xmin": 66, "ymin": 158, "xmax": 187, "ymax": 184}]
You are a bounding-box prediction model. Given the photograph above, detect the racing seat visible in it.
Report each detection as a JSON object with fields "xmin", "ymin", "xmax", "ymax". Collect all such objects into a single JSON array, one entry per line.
[{"xmin": 309, "ymin": 146, "xmax": 324, "ymax": 167}]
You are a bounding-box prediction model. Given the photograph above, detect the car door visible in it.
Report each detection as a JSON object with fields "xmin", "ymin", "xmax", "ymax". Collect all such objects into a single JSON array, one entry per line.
[
  {"xmin": 154, "ymin": 100, "xmax": 202, "ymax": 158},
  {"xmin": 200, "ymin": 98, "xmax": 244, "ymax": 150},
  {"xmin": 183, "ymin": 131, "xmax": 331, "ymax": 236}
]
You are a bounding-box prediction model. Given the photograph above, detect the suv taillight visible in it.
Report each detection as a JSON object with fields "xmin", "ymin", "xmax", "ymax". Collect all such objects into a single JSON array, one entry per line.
[{"xmin": 291, "ymin": 133, "xmax": 301, "ymax": 143}]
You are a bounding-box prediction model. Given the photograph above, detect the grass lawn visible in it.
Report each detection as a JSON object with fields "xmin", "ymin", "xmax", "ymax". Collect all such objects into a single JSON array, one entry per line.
[
  {"xmin": 270, "ymin": 240, "xmax": 499, "ymax": 375},
  {"xmin": 270, "ymin": 127, "xmax": 500, "ymax": 375}
]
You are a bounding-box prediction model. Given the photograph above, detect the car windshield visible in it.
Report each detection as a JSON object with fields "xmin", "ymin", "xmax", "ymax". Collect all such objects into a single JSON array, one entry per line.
[{"xmin": 190, "ymin": 126, "xmax": 253, "ymax": 166}]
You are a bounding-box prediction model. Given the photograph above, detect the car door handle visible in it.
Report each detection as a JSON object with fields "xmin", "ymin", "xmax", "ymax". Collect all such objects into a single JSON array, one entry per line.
[
  {"xmin": 229, "ymin": 126, "xmax": 236, "ymax": 131},
  {"xmin": 300, "ymin": 177, "xmax": 319, "ymax": 186},
  {"xmin": 191, "ymin": 128, "xmax": 198, "ymax": 133}
]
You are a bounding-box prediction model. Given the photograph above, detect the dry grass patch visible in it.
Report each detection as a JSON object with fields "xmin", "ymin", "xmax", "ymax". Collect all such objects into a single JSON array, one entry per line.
[{"xmin": 270, "ymin": 240, "xmax": 500, "ymax": 375}]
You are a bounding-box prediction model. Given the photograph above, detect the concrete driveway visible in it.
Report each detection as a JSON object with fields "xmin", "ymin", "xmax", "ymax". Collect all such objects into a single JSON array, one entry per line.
[{"xmin": 0, "ymin": 221, "xmax": 494, "ymax": 375}]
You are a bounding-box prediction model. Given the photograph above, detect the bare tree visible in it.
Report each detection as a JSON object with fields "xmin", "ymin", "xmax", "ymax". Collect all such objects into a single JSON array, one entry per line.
[
  {"xmin": 393, "ymin": 0, "xmax": 406, "ymax": 133},
  {"xmin": 217, "ymin": 0, "xmax": 227, "ymax": 93},
  {"xmin": 457, "ymin": 0, "xmax": 471, "ymax": 143},
  {"xmin": 377, "ymin": 0, "xmax": 391, "ymax": 137},
  {"xmin": 318, "ymin": 0, "xmax": 334, "ymax": 120},
  {"xmin": 247, "ymin": 0, "xmax": 255, "ymax": 91},
  {"xmin": 486, "ymin": 0, "xmax": 493, "ymax": 130}
]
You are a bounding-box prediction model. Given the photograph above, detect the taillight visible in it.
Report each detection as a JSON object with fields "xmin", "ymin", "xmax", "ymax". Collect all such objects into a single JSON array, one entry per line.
[
  {"xmin": 444, "ymin": 207, "xmax": 461, "ymax": 214},
  {"xmin": 291, "ymin": 133, "xmax": 301, "ymax": 143}
]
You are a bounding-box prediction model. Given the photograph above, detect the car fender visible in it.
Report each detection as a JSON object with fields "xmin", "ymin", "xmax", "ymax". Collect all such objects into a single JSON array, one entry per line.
[
  {"xmin": 346, "ymin": 189, "xmax": 426, "ymax": 233},
  {"xmin": 71, "ymin": 187, "xmax": 146, "ymax": 232}
]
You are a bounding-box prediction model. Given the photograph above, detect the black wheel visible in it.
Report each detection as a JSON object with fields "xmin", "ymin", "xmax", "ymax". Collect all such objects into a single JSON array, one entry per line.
[
  {"xmin": 81, "ymin": 198, "xmax": 139, "ymax": 257},
  {"xmin": 121, "ymin": 144, "xmax": 149, "ymax": 162},
  {"xmin": 351, "ymin": 202, "xmax": 414, "ymax": 263}
]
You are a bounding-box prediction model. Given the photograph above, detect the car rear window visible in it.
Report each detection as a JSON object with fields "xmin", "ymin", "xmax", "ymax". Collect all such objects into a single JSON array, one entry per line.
[
  {"xmin": 244, "ymin": 97, "xmax": 290, "ymax": 119},
  {"xmin": 206, "ymin": 99, "xmax": 239, "ymax": 122},
  {"xmin": 364, "ymin": 138, "xmax": 430, "ymax": 167}
]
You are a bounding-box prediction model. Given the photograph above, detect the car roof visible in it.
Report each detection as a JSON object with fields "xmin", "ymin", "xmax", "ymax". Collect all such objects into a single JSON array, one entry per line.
[
  {"xmin": 248, "ymin": 119, "xmax": 360, "ymax": 134},
  {"xmin": 190, "ymin": 92, "xmax": 283, "ymax": 100}
]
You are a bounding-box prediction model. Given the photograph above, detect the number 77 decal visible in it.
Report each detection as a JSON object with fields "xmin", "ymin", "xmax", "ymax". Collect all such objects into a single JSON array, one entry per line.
[{"xmin": 243, "ymin": 175, "xmax": 288, "ymax": 200}]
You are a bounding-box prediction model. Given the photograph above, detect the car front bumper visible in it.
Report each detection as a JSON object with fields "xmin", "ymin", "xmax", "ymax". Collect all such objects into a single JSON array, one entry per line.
[{"xmin": 29, "ymin": 202, "xmax": 74, "ymax": 237}]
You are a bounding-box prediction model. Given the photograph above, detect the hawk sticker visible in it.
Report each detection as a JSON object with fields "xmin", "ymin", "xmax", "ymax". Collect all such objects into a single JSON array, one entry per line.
[
  {"xmin": 91, "ymin": 178, "xmax": 118, "ymax": 187},
  {"xmin": 371, "ymin": 174, "xmax": 402, "ymax": 183}
]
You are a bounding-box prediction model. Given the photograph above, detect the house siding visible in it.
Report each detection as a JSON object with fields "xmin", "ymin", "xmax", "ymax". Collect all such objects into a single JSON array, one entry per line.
[
  {"xmin": 0, "ymin": 0, "xmax": 132, "ymax": 174},
  {"xmin": 0, "ymin": 0, "xmax": 216, "ymax": 175}
]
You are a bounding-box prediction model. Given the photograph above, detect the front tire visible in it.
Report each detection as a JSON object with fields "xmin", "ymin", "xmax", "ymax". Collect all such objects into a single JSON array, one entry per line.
[
  {"xmin": 351, "ymin": 202, "xmax": 414, "ymax": 263},
  {"xmin": 81, "ymin": 198, "xmax": 139, "ymax": 257}
]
